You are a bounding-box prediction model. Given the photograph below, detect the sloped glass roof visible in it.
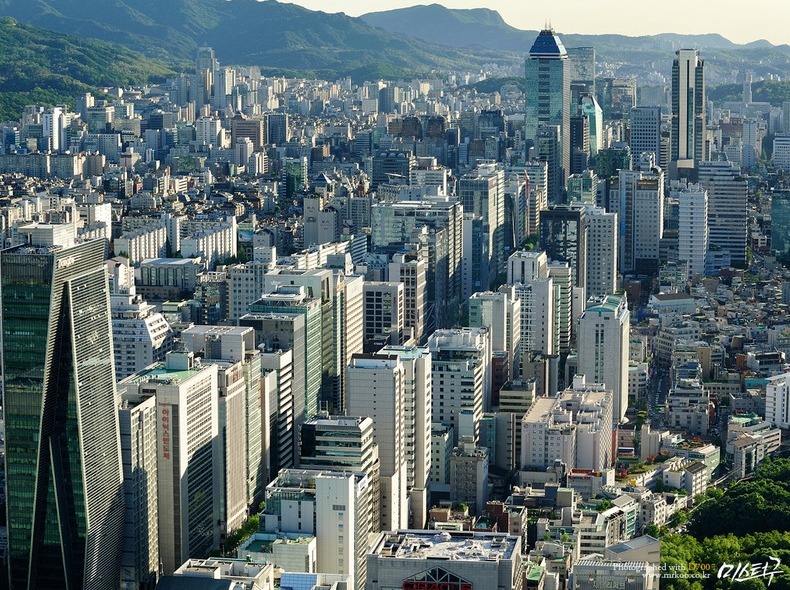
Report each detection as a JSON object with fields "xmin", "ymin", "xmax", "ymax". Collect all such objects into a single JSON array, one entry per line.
[{"xmin": 529, "ymin": 29, "xmax": 568, "ymax": 57}]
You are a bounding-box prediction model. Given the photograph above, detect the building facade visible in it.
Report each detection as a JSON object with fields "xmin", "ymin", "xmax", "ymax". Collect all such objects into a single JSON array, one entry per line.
[{"xmin": 1, "ymin": 240, "xmax": 125, "ymax": 589}]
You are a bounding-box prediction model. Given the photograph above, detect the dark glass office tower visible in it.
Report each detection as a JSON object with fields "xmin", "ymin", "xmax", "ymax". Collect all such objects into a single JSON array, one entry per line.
[
  {"xmin": 525, "ymin": 29, "xmax": 571, "ymax": 202},
  {"xmin": 1, "ymin": 240, "xmax": 124, "ymax": 590},
  {"xmin": 539, "ymin": 205, "xmax": 588, "ymax": 289}
]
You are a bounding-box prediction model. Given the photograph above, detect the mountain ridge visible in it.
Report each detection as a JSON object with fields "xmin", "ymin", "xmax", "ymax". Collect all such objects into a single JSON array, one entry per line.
[
  {"xmin": 1, "ymin": 0, "xmax": 790, "ymax": 115},
  {"xmin": 0, "ymin": 16, "xmax": 176, "ymax": 120}
]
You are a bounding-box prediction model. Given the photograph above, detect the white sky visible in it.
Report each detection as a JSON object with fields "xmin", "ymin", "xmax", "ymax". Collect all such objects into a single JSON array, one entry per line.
[{"xmin": 280, "ymin": 0, "xmax": 788, "ymax": 46}]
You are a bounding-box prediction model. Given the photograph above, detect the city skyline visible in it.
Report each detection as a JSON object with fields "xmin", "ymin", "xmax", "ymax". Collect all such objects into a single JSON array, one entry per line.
[{"xmin": 285, "ymin": 0, "xmax": 789, "ymax": 46}]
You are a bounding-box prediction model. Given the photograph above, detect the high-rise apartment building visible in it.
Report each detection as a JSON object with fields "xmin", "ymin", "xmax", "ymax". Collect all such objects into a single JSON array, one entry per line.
[
  {"xmin": 505, "ymin": 172, "xmax": 529, "ymax": 250},
  {"xmin": 547, "ymin": 261, "xmax": 574, "ymax": 355},
  {"xmin": 524, "ymin": 159, "xmax": 548, "ymax": 237},
  {"xmin": 249, "ymin": 285, "xmax": 322, "ymax": 421},
  {"xmin": 468, "ymin": 289, "xmax": 522, "ymax": 385},
  {"xmin": 525, "ymin": 29, "xmax": 571, "ymax": 200},
  {"xmin": 239, "ymin": 313, "xmax": 304, "ymax": 467},
  {"xmin": 1, "ymin": 240, "xmax": 125, "ymax": 589},
  {"xmin": 230, "ymin": 112, "xmax": 265, "ymax": 149},
  {"xmin": 262, "ymin": 469, "xmax": 370, "ymax": 590},
  {"xmin": 299, "ymin": 415, "xmax": 381, "ymax": 534},
  {"xmin": 567, "ymin": 46, "xmax": 596, "ymax": 94},
  {"xmin": 260, "ymin": 348, "xmax": 297, "ymax": 474},
  {"xmin": 536, "ymin": 125, "xmax": 563, "ymax": 204},
  {"xmin": 265, "ymin": 112, "xmax": 289, "ymax": 145},
  {"xmin": 570, "ymin": 114, "xmax": 590, "ymax": 174},
  {"xmin": 521, "ymin": 375, "xmax": 614, "ymax": 471},
  {"xmin": 118, "ymin": 393, "xmax": 159, "ymax": 590},
  {"xmin": 766, "ymin": 372, "xmax": 790, "ymax": 429},
  {"xmin": 370, "ymin": 199, "xmax": 463, "ymax": 330},
  {"xmin": 671, "ymin": 49, "xmax": 706, "ymax": 177},
  {"xmin": 576, "ymin": 295, "xmax": 630, "ymax": 422},
  {"xmin": 508, "ymin": 250, "xmax": 555, "ymax": 358},
  {"xmin": 180, "ymin": 325, "xmax": 267, "ymax": 509},
  {"xmin": 106, "ymin": 257, "xmax": 174, "ymax": 379}
]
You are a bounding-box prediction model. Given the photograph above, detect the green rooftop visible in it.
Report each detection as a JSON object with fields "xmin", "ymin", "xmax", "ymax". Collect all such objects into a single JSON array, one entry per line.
[{"xmin": 524, "ymin": 562, "xmax": 544, "ymax": 582}]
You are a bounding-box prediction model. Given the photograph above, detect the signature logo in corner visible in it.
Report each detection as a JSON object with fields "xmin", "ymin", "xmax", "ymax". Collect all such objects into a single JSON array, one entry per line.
[{"xmin": 717, "ymin": 557, "xmax": 783, "ymax": 586}]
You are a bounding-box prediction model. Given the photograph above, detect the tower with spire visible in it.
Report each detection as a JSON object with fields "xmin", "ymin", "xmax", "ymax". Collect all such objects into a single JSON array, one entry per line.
[{"xmin": 525, "ymin": 28, "xmax": 571, "ymax": 203}]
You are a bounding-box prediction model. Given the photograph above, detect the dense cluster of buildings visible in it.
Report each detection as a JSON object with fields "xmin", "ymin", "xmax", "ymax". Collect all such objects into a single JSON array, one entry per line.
[{"xmin": 0, "ymin": 25, "xmax": 789, "ymax": 590}]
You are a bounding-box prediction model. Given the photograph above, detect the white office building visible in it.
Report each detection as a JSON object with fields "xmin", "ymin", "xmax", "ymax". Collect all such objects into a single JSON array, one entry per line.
[
  {"xmin": 766, "ymin": 372, "xmax": 790, "ymax": 429},
  {"xmin": 576, "ymin": 294, "xmax": 630, "ymax": 422},
  {"xmin": 583, "ymin": 205, "xmax": 618, "ymax": 298},
  {"xmin": 378, "ymin": 345, "xmax": 433, "ymax": 528},
  {"xmin": 117, "ymin": 351, "xmax": 220, "ymax": 574},
  {"xmin": 262, "ymin": 469, "xmax": 369, "ymax": 590},
  {"xmin": 106, "ymin": 257, "xmax": 174, "ymax": 380},
  {"xmin": 676, "ymin": 183, "xmax": 709, "ymax": 276},
  {"xmin": 428, "ymin": 328, "xmax": 492, "ymax": 445},
  {"xmin": 346, "ymin": 355, "xmax": 409, "ymax": 531}
]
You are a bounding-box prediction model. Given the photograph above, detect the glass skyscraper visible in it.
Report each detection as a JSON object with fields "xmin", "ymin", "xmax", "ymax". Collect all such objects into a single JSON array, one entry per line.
[
  {"xmin": 1, "ymin": 240, "xmax": 124, "ymax": 589},
  {"xmin": 525, "ymin": 28, "xmax": 571, "ymax": 203}
]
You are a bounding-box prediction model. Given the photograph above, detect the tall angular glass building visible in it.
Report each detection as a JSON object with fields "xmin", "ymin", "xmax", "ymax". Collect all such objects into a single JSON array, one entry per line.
[
  {"xmin": 525, "ymin": 28, "xmax": 571, "ymax": 203},
  {"xmin": 1, "ymin": 240, "xmax": 124, "ymax": 589}
]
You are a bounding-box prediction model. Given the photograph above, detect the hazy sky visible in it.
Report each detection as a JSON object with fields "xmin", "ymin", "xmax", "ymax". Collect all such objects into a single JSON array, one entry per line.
[{"xmin": 281, "ymin": 0, "xmax": 787, "ymax": 46}]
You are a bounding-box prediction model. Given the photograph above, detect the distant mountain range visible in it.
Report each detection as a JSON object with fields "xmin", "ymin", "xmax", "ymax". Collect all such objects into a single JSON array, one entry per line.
[
  {"xmin": 1, "ymin": 0, "xmax": 789, "ymax": 83},
  {"xmin": 0, "ymin": 0, "xmax": 501, "ymax": 80},
  {"xmin": 1, "ymin": 0, "xmax": 789, "ymax": 119},
  {"xmin": 0, "ymin": 16, "xmax": 175, "ymax": 120},
  {"xmin": 360, "ymin": 4, "xmax": 790, "ymax": 84}
]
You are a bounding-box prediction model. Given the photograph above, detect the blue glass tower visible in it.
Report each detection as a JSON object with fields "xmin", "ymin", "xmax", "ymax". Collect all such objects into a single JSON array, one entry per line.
[{"xmin": 525, "ymin": 29, "xmax": 571, "ymax": 203}]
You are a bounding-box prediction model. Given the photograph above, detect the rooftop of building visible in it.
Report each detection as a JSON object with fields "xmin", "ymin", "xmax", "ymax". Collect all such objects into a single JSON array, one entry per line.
[
  {"xmin": 120, "ymin": 354, "xmax": 207, "ymax": 386},
  {"xmin": 523, "ymin": 397, "xmax": 560, "ymax": 423},
  {"xmin": 5, "ymin": 244, "xmax": 63, "ymax": 255},
  {"xmin": 584, "ymin": 294, "xmax": 625, "ymax": 314},
  {"xmin": 378, "ymin": 344, "xmax": 430, "ymax": 359},
  {"xmin": 182, "ymin": 325, "xmax": 252, "ymax": 336},
  {"xmin": 529, "ymin": 29, "xmax": 567, "ymax": 57},
  {"xmin": 685, "ymin": 461, "xmax": 707, "ymax": 475},
  {"xmin": 304, "ymin": 414, "xmax": 372, "ymax": 429},
  {"xmin": 729, "ymin": 413, "xmax": 763, "ymax": 425},
  {"xmin": 605, "ymin": 535, "xmax": 660, "ymax": 555},
  {"xmin": 243, "ymin": 534, "xmax": 315, "ymax": 554},
  {"xmin": 523, "ymin": 561, "xmax": 545, "ymax": 582},
  {"xmin": 372, "ymin": 530, "xmax": 517, "ymax": 562},
  {"xmin": 140, "ymin": 257, "xmax": 201, "ymax": 266},
  {"xmin": 573, "ymin": 558, "xmax": 649, "ymax": 572},
  {"xmin": 653, "ymin": 292, "xmax": 696, "ymax": 301}
]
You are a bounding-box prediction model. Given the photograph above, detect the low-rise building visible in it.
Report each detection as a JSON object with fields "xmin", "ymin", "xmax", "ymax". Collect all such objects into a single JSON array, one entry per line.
[
  {"xmin": 570, "ymin": 558, "xmax": 658, "ymax": 590},
  {"xmin": 158, "ymin": 558, "xmax": 275, "ymax": 590},
  {"xmin": 366, "ymin": 530, "xmax": 522, "ymax": 590}
]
